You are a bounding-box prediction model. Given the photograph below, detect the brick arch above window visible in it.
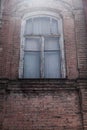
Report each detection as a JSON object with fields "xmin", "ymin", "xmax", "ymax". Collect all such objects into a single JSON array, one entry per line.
[{"xmin": 9, "ymin": 0, "xmax": 73, "ymax": 15}]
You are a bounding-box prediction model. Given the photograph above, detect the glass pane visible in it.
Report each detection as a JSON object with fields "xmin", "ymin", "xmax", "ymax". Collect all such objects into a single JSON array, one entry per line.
[
  {"xmin": 51, "ymin": 19, "xmax": 58, "ymax": 34},
  {"xmin": 25, "ymin": 19, "xmax": 33, "ymax": 35},
  {"xmin": 33, "ymin": 17, "xmax": 50, "ymax": 35},
  {"xmin": 25, "ymin": 38, "xmax": 41, "ymax": 51},
  {"xmin": 44, "ymin": 51, "xmax": 61, "ymax": 78},
  {"xmin": 45, "ymin": 37, "xmax": 60, "ymax": 50},
  {"xmin": 24, "ymin": 52, "xmax": 40, "ymax": 78}
]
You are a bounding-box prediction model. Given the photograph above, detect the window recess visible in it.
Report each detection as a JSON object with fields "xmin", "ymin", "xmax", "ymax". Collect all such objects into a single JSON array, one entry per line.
[{"xmin": 20, "ymin": 16, "xmax": 65, "ymax": 78}]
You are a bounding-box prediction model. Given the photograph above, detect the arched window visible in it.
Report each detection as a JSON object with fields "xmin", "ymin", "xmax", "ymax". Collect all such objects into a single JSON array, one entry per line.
[{"xmin": 20, "ymin": 15, "xmax": 65, "ymax": 78}]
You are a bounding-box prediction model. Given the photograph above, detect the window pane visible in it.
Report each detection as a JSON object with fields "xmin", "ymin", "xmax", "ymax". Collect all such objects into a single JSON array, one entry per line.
[
  {"xmin": 24, "ymin": 52, "xmax": 40, "ymax": 78},
  {"xmin": 44, "ymin": 51, "xmax": 61, "ymax": 78},
  {"xmin": 25, "ymin": 19, "xmax": 33, "ymax": 35},
  {"xmin": 25, "ymin": 38, "xmax": 41, "ymax": 51},
  {"xmin": 45, "ymin": 37, "xmax": 60, "ymax": 50},
  {"xmin": 51, "ymin": 19, "xmax": 58, "ymax": 34},
  {"xmin": 33, "ymin": 17, "xmax": 50, "ymax": 35}
]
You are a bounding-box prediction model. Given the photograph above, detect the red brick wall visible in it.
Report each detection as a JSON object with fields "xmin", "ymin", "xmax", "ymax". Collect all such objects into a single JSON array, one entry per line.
[
  {"xmin": 83, "ymin": 0, "xmax": 87, "ymax": 24},
  {"xmin": 3, "ymin": 91, "xmax": 82, "ymax": 130},
  {"xmin": 0, "ymin": 0, "xmax": 82, "ymax": 79},
  {"xmin": 0, "ymin": 80, "xmax": 84, "ymax": 130},
  {"xmin": 0, "ymin": 0, "xmax": 87, "ymax": 130},
  {"xmin": 81, "ymin": 1, "xmax": 87, "ymax": 128}
]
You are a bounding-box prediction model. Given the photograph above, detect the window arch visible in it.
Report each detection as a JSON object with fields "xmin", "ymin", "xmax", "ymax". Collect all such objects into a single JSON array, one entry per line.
[{"xmin": 19, "ymin": 14, "xmax": 66, "ymax": 78}]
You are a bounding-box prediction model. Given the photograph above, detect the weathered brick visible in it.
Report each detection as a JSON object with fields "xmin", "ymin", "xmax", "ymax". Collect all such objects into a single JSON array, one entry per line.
[{"xmin": 0, "ymin": 0, "xmax": 87, "ymax": 130}]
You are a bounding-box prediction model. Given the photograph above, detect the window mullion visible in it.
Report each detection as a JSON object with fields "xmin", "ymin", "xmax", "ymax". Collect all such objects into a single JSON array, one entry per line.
[
  {"xmin": 50, "ymin": 17, "xmax": 52, "ymax": 34},
  {"xmin": 32, "ymin": 18, "xmax": 33, "ymax": 34},
  {"xmin": 41, "ymin": 36, "xmax": 44, "ymax": 78}
]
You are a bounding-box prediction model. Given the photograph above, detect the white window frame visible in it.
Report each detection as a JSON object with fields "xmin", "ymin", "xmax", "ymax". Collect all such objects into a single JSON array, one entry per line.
[
  {"xmin": 0, "ymin": 0, "xmax": 2, "ymax": 27},
  {"xmin": 0, "ymin": 0, "xmax": 5, "ymax": 28},
  {"xmin": 19, "ymin": 11, "xmax": 66, "ymax": 78}
]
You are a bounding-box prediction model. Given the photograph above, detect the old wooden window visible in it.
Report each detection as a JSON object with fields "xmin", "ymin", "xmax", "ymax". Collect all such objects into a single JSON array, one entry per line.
[
  {"xmin": 20, "ymin": 16, "xmax": 65, "ymax": 78},
  {"xmin": 0, "ymin": 0, "xmax": 2, "ymax": 27},
  {"xmin": 0, "ymin": 0, "xmax": 3, "ymax": 28}
]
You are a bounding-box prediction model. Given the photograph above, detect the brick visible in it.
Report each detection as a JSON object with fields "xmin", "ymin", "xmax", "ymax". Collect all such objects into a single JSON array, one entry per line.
[{"xmin": 0, "ymin": 0, "xmax": 87, "ymax": 130}]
